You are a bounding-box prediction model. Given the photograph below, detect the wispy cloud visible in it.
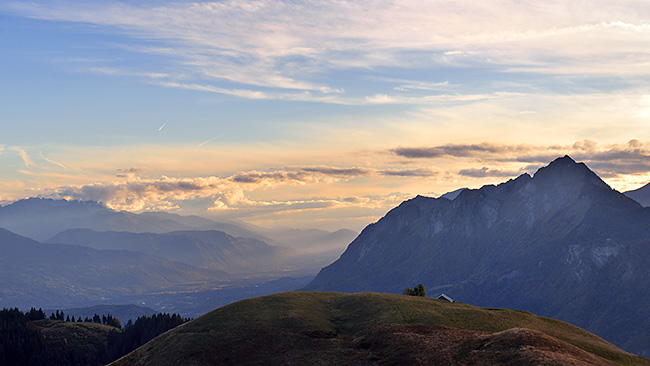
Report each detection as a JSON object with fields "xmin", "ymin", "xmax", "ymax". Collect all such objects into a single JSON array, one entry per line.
[
  {"xmin": 39, "ymin": 152, "xmax": 68, "ymax": 170},
  {"xmin": 116, "ymin": 167, "xmax": 149, "ymax": 178},
  {"xmin": 15, "ymin": 149, "xmax": 36, "ymax": 168},
  {"xmin": 391, "ymin": 143, "xmax": 539, "ymax": 159},
  {"xmin": 458, "ymin": 167, "xmax": 524, "ymax": 178},
  {"xmin": 380, "ymin": 168, "xmax": 439, "ymax": 177},
  {"xmin": 365, "ymin": 92, "xmax": 526, "ymax": 105},
  {"xmin": 3, "ymin": 0, "xmax": 650, "ymax": 103}
]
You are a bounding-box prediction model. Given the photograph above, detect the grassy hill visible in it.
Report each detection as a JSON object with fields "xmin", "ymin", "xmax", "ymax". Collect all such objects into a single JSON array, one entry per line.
[
  {"xmin": 110, "ymin": 291, "xmax": 650, "ymax": 365},
  {"xmin": 34, "ymin": 319, "xmax": 115, "ymax": 354}
]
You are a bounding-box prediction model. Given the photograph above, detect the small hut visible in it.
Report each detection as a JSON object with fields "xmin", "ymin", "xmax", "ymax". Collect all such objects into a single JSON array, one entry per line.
[{"xmin": 437, "ymin": 293, "xmax": 454, "ymax": 303}]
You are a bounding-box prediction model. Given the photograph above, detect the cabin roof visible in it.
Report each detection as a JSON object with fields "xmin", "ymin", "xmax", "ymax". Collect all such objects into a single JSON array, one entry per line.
[{"xmin": 437, "ymin": 293, "xmax": 454, "ymax": 302}]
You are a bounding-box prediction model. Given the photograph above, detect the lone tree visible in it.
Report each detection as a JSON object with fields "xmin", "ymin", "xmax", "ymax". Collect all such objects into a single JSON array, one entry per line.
[{"xmin": 403, "ymin": 283, "xmax": 426, "ymax": 297}]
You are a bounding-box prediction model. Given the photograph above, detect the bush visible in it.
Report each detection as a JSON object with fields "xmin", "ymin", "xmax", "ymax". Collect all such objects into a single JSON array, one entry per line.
[{"xmin": 403, "ymin": 283, "xmax": 426, "ymax": 297}]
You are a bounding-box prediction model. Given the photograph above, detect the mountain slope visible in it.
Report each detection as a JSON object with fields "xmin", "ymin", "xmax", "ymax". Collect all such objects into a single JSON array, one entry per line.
[
  {"xmin": 109, "ymin": 291, "xmax": 649, "ymax": 366},
  {"xmin": 137, "ymin": 212, "xmax": 268, "ymax": 241},
  {"xmin": 305, "ymin": 156, "xmax": 650, "ymax": 355},
  {"xmin": 47, "ymin": 229, "xmax": 294, "ymax": 274},
  {"xmin": 625, "ymin": 183, "xmax": 650, "ymax": 207},
  {"xmin": 0, "ymin": 228, "xmax": 224, "ymax": 309}
]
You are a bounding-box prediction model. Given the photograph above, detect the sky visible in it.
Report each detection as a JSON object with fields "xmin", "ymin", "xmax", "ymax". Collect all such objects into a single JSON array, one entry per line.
[{"xmin": 1, "ymin": 0, "xmax": 650, "ymax": 231}]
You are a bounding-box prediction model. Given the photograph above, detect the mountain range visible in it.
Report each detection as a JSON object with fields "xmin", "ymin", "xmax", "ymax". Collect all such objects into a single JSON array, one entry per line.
[
  {"xmin": 0, "ymin": 197, "xmax": 356, "ymax": 259},
  {"xmin": 0, "ymin": 198, "xmax": 356, "ymax": 312},
  {"xmin": 305, "ymin": 156, "xmax": 650, "ymax": 356},
  {"xmin": 47, "ymin": 229, "xmax": 294, "ymax": 275},
  {"xmin": 0, "ymin": 198, "xmax": 262, "ymax": 242},
  {"xmin": 0, "ymin": 228, "xmax": 224, "ymax": 309}
]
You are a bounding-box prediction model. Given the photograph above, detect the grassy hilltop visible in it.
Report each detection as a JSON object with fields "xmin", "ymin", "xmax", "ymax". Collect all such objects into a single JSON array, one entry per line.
[{"xmin": 111, "ymin": 291, "xmax": 650, "ymax": 366}]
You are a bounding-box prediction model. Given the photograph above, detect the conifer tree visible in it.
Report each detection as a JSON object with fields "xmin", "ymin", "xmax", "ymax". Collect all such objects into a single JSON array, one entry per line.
[{"xmin": 403, "ymin": 283, "xmax": 426, "ymax": 297}]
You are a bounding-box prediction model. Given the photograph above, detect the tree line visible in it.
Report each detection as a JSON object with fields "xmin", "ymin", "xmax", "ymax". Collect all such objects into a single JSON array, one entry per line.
[
  {"xmin": 0, "ymin": 307, "xmax": 189, "ymax": 366},
  {"xmin": 45, "ymin": 309, "xmax": 122, "ymax": 328}
]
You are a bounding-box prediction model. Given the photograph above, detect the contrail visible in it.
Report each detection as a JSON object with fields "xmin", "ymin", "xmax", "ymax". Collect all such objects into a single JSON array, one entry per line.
[
  {"xmin": 39, "ymin": 152, "xmax": 67, "ymax": 169},
  {"xmin": 198, "ymin": 133, "xmax": 225, "ymax": 147},
  {"xmin": 158, "ymin": 121, "xmax": 167, "ymax": 131}
]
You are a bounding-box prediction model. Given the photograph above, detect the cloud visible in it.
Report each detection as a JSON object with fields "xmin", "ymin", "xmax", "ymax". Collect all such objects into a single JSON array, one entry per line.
[
  {"xmin": 210, "ymin": 191, "xmax": 414, "ymax": 221},
  {"xmin": 458, "ymin": 167, "xmax": 522, "ymax": 178},
  {"xmin": 295, "ymin": 166, "xmax": 371, "ymax": 177},
  {"xmin": 380, "ymin": 168, "xmax": 439, "ymax": 177},
  {"xmin": 230, "ymin": 170, "xmax": 310, "ymax": 184},
  {"xmin": 16, "ymin": 149, "xmax": 36, "ymax": 168},
  {"xmin": 394, "ymin": 80, "xmax": 450, "ymax": 92},
  {"xmin": 391, "ymin": 143, "xmax": 531, "ymax": 159},
  {"xmin": 4, "ymin": 0, "xmax": 650, "ymax": 103},
  {"xmin": 32, "ymin": 140, "xmax": 650, "ymax": 215},
  {"xmin": 49, "ymin": 176, "xmax": 225, "ymax": 211},
  {"xmin": 365, "ymin": 92, "xmax": 525, "ymax": 105},
  {"xmin": 86, "ymin": 67, "xmax": 170, "ymax": 80},
  {"xmin": 365, "ymin": 94, "xmax": 397, "ymax": 104},
  {"xmin": 391, "ymin": 139, "xmax": 650, "ymax": 180},
  {"xmin": 116, "ymin": 167, "xmax": 149, "ymax": 178},
  {"xmin": 43, "ymin": 164, "xmax": 435, "ymax": 212},
  {"xmin": 10, "ymin": 137, "xmax": 650, "ymax": 227}
]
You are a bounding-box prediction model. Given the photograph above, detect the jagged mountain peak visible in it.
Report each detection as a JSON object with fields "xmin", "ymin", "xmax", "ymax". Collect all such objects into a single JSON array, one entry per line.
[
  {"xmin": 383, "ymin": 157, "xmax": 620, "ymax": 236},
  {"xmin": 447, "ymin": 156, "xmax": 617, "ymax": 214},
  {"xmin": 532, "ymin": 155, "xmax": 610, "ymax": 190},
  {"xmin": 439, "ymin": 187, "xmax": 467, "ymax": 201},
  {"xmin": 2, "ymin": 197, "xmax": 109, "ymax": 212}
]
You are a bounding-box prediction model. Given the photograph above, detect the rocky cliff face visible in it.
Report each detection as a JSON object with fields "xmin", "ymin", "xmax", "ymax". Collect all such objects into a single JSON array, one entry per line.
[{"xmin": 305, "ymin": 156, "xmax": 650, "ymax": 355}]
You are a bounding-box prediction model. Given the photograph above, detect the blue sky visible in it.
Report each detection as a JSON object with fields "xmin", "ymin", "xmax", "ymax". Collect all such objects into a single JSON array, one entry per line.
[{"xmin": 2, "ymin": 0, "xmax": 650, "ymax": 230}]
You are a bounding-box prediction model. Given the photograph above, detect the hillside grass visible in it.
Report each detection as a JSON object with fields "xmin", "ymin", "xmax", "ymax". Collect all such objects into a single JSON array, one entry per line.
[
  {"xmin": 111, "ymin": 291, "xmax": 650, "ymax": 366},
  {"xmin": 33, "ymin": 319, "xmax": 115, "ymax": 360}
]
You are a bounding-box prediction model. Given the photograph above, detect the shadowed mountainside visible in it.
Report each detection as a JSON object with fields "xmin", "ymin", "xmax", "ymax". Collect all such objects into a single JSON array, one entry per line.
[
  {"xmin": 260, "ymin": 227, "xmax": 358, "ymax": 254},
  {"xmin": 0, "ymin": 228, "xmax": 224, "ymax": 309},
  {"xmin": 305, "ymin": 156, "xmax": 650, "ymax": 355},
  {"xmin": 625, "ymin": 183, "xmax": 650, "ymax": 207},
  {"xmin": 109, "ymin": 291, "xmax": 649, "ymax": 366},
  {"xmin": 47, "ymin": 229, "xmax": 294, "ymax": 275}
]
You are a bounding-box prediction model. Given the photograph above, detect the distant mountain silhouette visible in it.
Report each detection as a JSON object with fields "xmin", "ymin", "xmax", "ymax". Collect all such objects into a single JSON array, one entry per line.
[
  {"xmin": 0, "ymin": 198, "xmax": 187, "ymax": 241},
  {"xmin": 625, "ymin": 183, "xmax": 650, "ymax": 207},
  {"xmin": 137, "ymin": 211, "xmax": 268, "ymax": 241},
  {"xmin": 0, "ymin": 228, "xmax": 224, "ymax": 309},
  {"xmin": 305, "ymin": 156, "xmax": 650, "ymax": 356},
  {"xmin": 260, "ymin": 227, "xmax": 358, "ymax": 255},
  {"xmin": 0, "ymin": 198, "xmax": 353, "ymax": 255},
  {"xmin": 48, "ymin": 229, "xmax": 295, "ymax": 275}
]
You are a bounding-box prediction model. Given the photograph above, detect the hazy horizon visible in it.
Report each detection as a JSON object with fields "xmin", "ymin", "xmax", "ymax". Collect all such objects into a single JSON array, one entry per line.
[{"xmin": 2, "ymin": 0, "xmax": 650, "ymax": 231}]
